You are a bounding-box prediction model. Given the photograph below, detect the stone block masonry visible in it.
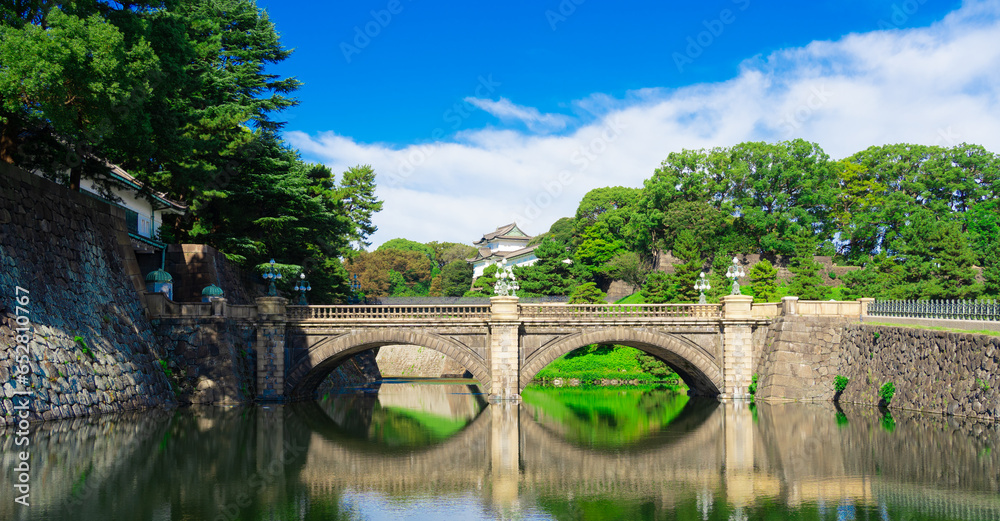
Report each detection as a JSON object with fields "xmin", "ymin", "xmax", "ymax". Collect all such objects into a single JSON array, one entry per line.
[
  {"xmin": 838, "ymin": 325, "xmax": 1000, "ymax": 419},
  {"xmin": 755, "ymin": 313, "xmax": 1000, "ymax": 421},
  {"xmin": 0, "ymin": 164, "xmax": 176, "ymax": 425},
  {"xmin": 754, "ymin": 316, "xmax": 849, "ymax": 403}
]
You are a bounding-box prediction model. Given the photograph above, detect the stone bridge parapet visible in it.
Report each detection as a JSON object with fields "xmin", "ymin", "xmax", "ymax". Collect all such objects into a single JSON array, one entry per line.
[{"xmin": 143, "ymin": 292, "xmax": 877, "ymax": 403}]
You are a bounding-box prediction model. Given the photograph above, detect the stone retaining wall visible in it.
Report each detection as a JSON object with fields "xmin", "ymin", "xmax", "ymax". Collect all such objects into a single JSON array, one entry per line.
[
  {"xmin": 754, "ymin": 316, "xmax": 849, "ymax": 403},
  {"xmin": 837, "ymin": 324, "xmax": 1000, "ymax": 419},
  {"xmin": 0, "ymin": 164, "xmax": 175, "ymax": 425},
  {"xmin": 755, "ymin": 314, "xmax": 1000, "ymax": 421},
  {"xmin": 375, "ymin": 345, "xmax": 469, "ymax": 378},
  {"xmin": 151, "ymin": 319, "xmax": 257, "ymax": 404}
]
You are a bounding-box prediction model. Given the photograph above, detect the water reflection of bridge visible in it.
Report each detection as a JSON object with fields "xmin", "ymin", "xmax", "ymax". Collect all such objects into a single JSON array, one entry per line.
[
  {"xmin": 3, "ymin": 399, "xmax": 999, "ymax": 520},
  {"xmin": 284, "ymin": 400, "xmax": 1000, "ymax": 516},
  {"xmin": 293, "ymin": 400, "xmax": 831, "ymax": 506}
]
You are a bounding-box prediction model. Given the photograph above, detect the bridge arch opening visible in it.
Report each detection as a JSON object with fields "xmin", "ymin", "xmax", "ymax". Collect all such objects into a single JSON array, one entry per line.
[
  {"xmin": 519, "ymin": 329, "xmax": 723, "ymax": 396},
  {"xmin": 285, "ymin": 330, "xmax": 491, "ymax": 400}
]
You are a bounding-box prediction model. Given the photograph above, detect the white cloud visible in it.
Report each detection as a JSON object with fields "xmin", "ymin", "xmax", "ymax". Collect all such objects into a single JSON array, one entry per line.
[
  {"xmin": 287, "ymin": 0, "xmax": 1000, "ymax": 249},
  {"xmin": 464, "ymin": 97, "xmax": 571, "ymax": 134}
]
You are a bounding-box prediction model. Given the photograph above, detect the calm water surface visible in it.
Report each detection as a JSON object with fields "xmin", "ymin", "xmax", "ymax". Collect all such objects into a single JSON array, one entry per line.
[{"xmin": 2, "ymin": 378, "xmax": 999, "ymax": 520}]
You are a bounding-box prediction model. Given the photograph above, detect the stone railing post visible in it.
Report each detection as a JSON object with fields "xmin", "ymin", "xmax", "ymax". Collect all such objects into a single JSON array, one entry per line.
[
  {"xmin": 209, "ymin": 296, "xmax": 227, "ymax": 317},
  {"xmin": 857, "ymin": 298, "xmax": 874, "ymax": 318},
  {"xmin": 781, "ymin": 296, "xmax": 799, "ymax": 316},
  {"xmin": 720, "ymin": 295, "xmax": 754, "ymax": 400},
  {"xmin": 488, "ymin": 296, "xmax": 520, "ymax": 402},
  {"xmin": 255, "ymin": 296, "xmax": 288, "ymax": 401}
]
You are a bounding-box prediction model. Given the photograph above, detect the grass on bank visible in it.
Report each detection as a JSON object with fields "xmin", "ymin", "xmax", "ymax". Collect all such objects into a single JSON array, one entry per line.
[
  {"xmin": 533, "ymin": 344, "xmax": 687, "ymax": 391},
  {"xmin": 863, "ymin": 321, "xmax": 1000, "ymax": 337}
]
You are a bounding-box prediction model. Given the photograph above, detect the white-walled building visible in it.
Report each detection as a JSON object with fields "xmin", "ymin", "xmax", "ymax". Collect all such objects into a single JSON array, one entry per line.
[
  {"xmin": 468, "ymin": 223, "xmax": 539, "ymax": 278},
  {"xmin": 79, "ymin": 163, "xmax": 186, "ymax": 245},
  {"xmin": 35, "ymin": 162, "xmax": 186, "ymax": 254}
]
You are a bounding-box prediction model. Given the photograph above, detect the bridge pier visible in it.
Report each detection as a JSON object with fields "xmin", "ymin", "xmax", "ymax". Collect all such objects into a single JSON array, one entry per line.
[
  {"xmin": 255, "ymin": 297, "xmax": 288, "ymax": 402},
  {"xmin": 720, "ymin": 295, "xmax": 755, "ymax": 401},
  {"xmin": 488, "ymin": 296, "xmax": 521, "ymax": 402}
]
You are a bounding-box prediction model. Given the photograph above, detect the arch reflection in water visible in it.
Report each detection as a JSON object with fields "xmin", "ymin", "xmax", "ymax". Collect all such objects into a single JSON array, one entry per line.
[
  {"xmin": 521, "ymin": 384, "xmax": 714, "ymax": 448},
  {"xmin": 301, "ymin": 378, "xmax": 488, "ymax": 449},
  {"xmin": 3, "ymin": 384, "xmax": 1000, "ymax": 520}
]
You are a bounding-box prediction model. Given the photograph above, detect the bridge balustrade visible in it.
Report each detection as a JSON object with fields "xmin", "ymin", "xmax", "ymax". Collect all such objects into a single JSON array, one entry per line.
[
  {"xmin": 518, "ymin": 303, "xmax": 722, "ymax": 320},
  {"xmin": 286, "ymin": 304, "xmax": 492, "ymax": 322}
]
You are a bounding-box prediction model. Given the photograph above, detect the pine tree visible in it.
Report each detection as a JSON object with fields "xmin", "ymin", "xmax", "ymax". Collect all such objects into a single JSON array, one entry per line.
[
  {"xmin": 788, "ymin": 238, "xmax": 828, "ymax": 300},
  {"xmin": 641, "ymin": 272, "xmax": 677, "ymax": 303},
  {"xmin": 516, "ymin": 240, "xmax": 579, "ymax": 296},
  {"xmin": 670, "ymin": 230, "xmax": 702, "ymax": 302},
  {"xmin": 569, "ymin": 282, "xmax": 606, "ymax": 303},
  {"xmin": 931, "ymin": 222, "xmax": 982, "ymax": 298},
  {"xmin": 749, "ymin": 259, "xmax": 779, "ymax": 302}
]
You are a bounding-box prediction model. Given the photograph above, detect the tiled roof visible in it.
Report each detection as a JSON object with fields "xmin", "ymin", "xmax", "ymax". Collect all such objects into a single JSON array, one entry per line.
[
  {"xmin": 467, "ymin": 244, "xmax": 540, "ymax": 263},
  {"xmin": 104, "ymin": 162, "xmax": 187, "ymax": 212},
  {"xmin": 474, "ymin": 223, "xmax": 533, "ymax": 245}
]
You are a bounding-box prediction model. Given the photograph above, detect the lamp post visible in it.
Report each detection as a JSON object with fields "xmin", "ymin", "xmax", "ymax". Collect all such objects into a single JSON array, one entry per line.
[
  {"xmin": 262, "ymin": 258, "xmax": 282, "ymax": 296},
  {"xmin": 294, "ymin": 273, "xmax": 311, "ymax": 305},
  {"xmin": 350, "ymin": 273, "xmax": 361, "ymax": 304},
  {"xmin": 725, "ymin": 256, "xmax": 745, "ymax": 295},
  {"xmin": 694, "ymin": 272, "xmax": 711, "ymax": 304},
  {"xmin": 493, "ymin": 258, "xmax": 519, "ymax": 297}
]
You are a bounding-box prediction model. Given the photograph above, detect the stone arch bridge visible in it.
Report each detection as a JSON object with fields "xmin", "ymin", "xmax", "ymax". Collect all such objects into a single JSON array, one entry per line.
[{"xmin": 247, "ymin": 295, "xmax": 767, "ymax": 402}]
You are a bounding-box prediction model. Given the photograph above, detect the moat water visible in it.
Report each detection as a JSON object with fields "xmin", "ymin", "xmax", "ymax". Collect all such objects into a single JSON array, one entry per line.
[{"xmin": 2, "ymin": 378, "xmax": 999, "ymax": 521}]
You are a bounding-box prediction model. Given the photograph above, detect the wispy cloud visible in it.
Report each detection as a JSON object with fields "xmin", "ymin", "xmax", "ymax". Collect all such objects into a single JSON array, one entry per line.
[
  {"xmin": 287, "ymin": 0, "xmax": 1000, "ymax": 249},
  {"xmin": 464, "ymin": 97, "xmax": 571, "ymax": 133}
]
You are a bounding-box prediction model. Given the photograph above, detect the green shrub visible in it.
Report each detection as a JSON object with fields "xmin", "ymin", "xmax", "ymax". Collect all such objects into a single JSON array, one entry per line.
[
  {"xmin": 748, "ymin": 373, "xmax": 759, "ymax": 398},
  {"xmin": 879, "ymin": 381, "xmax": 895, "ymax": 405},
  {"xmin": 976, "ymin": 378, "xmax": 991, "ymax": 392},
  {"xmin": 834, "ymin": 375, "xmax": 849, "ymax": 393}
]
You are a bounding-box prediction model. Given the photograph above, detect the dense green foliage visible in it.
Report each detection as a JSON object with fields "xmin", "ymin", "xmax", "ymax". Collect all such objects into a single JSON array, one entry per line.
[
  {"xmin": 0, "ymin": 1, "xmax": 383, "ymax": 303},
  {"xmin": 508, "ymin": 139, "xmax": 1000, "ymax": 302},
  {"xmin": 834, "ymin": 375, "xmax": 849, "ymax": 393},
  {"xmin": 9, "ymin": 4, "xmax": 996, "ymax": 303}
]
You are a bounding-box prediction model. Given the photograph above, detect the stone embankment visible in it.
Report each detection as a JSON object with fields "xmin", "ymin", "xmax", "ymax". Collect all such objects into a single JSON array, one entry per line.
[
  {"xmin": 1, "ymin": 165, "xmax": 175, "ymax": 424},
  {"xmin": 838, "ymin": 324, "xmax": 1000, "ymax": 418},
  {"xmin": 755, "ymin": 314, "xmax": 1000, "ymax": 420}
]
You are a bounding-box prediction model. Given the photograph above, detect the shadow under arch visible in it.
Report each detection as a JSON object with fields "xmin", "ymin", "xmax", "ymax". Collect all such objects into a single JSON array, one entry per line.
[
  {"xmin": 289, "ymin": 391, "xmax": 491, "ymax": 456},
  {"xmin": 285, "ymin": 330, "xmax": 491, "ymax": 400},
  {"xmin": 519, "ymin": 328, "xmax": 723, "ymax": 396}
]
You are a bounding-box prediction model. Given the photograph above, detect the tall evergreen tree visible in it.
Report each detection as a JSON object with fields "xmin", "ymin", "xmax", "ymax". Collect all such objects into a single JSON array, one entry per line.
[
  {"xmin": 787, "ymin": 237, "xmax": 828, "ymax": 300},
  {"xmin": 749, "ymin": 259, "xmax": 779, "ymax": 303},
  {"xmin": 516, "ymin": 240, "xmax": 580, "ymax": 296},
  {"xmin": 670, "ymin": 230, "xmax": 702, "ymax": 302}
]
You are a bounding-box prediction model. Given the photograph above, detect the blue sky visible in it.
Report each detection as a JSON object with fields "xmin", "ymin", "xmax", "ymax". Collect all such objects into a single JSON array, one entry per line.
[{"xmin": 255, "ymin": 0, "xmax": 1000, "ymax": 248}]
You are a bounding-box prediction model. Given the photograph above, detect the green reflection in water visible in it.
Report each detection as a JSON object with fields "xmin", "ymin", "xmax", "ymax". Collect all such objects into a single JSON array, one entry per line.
[
  {"xmin": 318, "ymin": 379, "xmax": 486, "ymax": 448},
  {"xmin": 367, "ymin": 405, "xmax": 470, "ymax": 447},
  {"xmin": 522, "ymin": 384, "xmax": 689, "ymax": 447}
]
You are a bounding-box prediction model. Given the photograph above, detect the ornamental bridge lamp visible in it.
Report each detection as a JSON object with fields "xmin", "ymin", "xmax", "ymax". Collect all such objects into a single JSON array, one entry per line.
[
  {"xmin": 694, "ymin": 272, "xmax": 710, "ymax": 304},
  {"xmin": 725, "ymin": 257, "xmax": 745, "ymax": 295},
  {"xmin": 294, "ymin": 273, "xmax": 312, "ymax": 305},
  {"xmin": 493, "ymin": 258, "xmax": 519, "ymax": 297},
  {"xmin": 262, "ymin": 258, "xmax": 282, "ymax": 296}
]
